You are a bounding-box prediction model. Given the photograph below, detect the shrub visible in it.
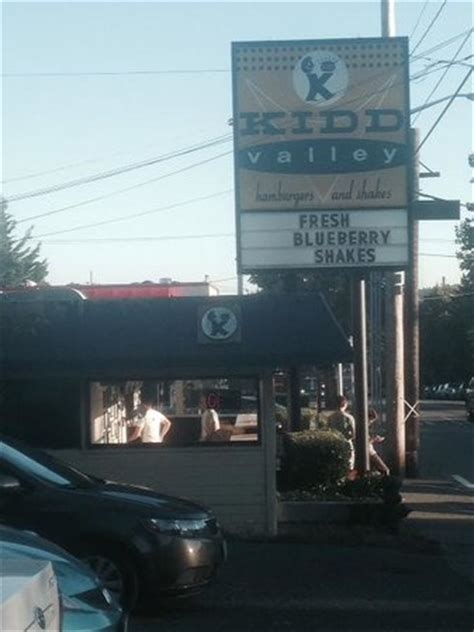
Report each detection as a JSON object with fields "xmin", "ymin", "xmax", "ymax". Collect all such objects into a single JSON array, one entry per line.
[
  {"xmin": 274, "ymin": 405, "xmax": 319, "ymax": 430},
  {"xmin": 281, "ymin": 430, "xmax": 351, "ymax": 490}
]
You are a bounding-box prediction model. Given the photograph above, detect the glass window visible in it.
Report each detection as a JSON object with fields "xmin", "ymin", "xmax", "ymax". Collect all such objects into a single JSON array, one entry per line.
[
  {"xmin": 89, "ymin": 378, "xmax": 260, "ymax": 447},
  {"xmin": 0, "ymin": 440, "xmax": 94, "ymax": 488}
]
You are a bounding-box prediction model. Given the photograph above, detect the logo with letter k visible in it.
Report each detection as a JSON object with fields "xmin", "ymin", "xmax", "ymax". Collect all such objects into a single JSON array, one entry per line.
[{"xmin": 201, "ymin": 307, "xmax": 239, "ymax": 341}]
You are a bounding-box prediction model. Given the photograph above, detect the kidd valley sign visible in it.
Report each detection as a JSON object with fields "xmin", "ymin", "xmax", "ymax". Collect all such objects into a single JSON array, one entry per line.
[{"xmin": 231, "ymin": 37, "xmax": 411, "ymax": 271}]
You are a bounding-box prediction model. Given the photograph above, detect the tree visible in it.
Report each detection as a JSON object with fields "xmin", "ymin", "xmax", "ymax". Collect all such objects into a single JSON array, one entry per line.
[
  {"xmin": 420, "ymin": 284, "xmax": 472, "ymax": 385},
  {"xmin": 455, "ymin": 217, "xmax": 473, "ymax": 290},
  {"xmin": 249, "ymin": 270, "xmax": 353, "ymax": 333},
  {"xmin": 0, "ymin": 198, "xmax": 48, "ymax": 287}
]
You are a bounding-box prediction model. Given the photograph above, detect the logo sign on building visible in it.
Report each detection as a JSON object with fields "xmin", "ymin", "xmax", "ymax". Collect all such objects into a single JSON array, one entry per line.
[
  {"xmin": 231, "ymin": 37, "xmax": 410, "ymax": 271},
  {"xmin": 198, "ymin": 305, "xmax": 241, "ymax": 344}
]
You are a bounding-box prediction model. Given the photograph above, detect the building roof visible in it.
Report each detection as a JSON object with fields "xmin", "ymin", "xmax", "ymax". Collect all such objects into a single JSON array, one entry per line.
[{"xmin": 1, "ymin": 293, "xmax": 352, "ymax": 376}]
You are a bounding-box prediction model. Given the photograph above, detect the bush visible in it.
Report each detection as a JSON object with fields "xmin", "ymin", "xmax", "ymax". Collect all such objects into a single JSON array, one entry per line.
[
  {"xmin": 281, "ymin": 430, "xmax": 350, "ymax": 490},
  {"xmin": 274, "ymin": 405, "xmax": 319, "ymax": 430},
  {"xmin": 339, "ymin": 473, "xmax": 402, "ymax": 501}
]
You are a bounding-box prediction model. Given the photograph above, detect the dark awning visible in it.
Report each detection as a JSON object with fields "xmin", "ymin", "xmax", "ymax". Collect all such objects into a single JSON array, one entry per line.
[{"xmin": 1, "ymin": 293, "xmax": 352, "ymax": 376}]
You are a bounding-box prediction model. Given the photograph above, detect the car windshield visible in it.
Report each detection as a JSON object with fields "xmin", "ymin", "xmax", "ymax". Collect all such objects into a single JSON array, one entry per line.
[{"xmin": 0, "ymin": 440, "xmax": 95, "ymax": 488}]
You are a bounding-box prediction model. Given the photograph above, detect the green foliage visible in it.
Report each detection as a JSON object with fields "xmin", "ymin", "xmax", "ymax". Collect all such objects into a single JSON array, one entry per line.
[
  {"xmin": 249, "ymin": 270, "xmax": 352, "ymax": 333},
  {"xmin": 420, "ymin": 284, "xmax": 473, "ymax": 383},
  {"xmin": 0, "ymin": 198, "xmax": 48, "ymax": 288},
  {"xmin": 455, "ymin": 218, "xmax": 473, "ymax": 290},
  {"xmin": 282, "ymin": 430, "xmax": 351, "ymax": 490},
  {"xmin": 274, "ymin": 405, "xmax": 319, "ymax": 430},
  {"xmin": 280, "ymin": 473, "xmax": 402, "ymax": 503}
]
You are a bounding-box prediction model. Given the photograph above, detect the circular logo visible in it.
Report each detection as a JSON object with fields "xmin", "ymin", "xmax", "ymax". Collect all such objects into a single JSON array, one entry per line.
[
  {"xmin": 293, "ymin": 50, "xmax": 348, "ymax": 107},
  {"xmin": 201, "ymin": 307, "xmax": 238, "ymax": 341}
]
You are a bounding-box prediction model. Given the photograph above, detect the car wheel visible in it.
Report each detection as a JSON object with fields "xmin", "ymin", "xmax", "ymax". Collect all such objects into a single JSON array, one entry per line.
[{"xmin": 81, "ymin": 547, "xmax": 139, "ymax": 611}]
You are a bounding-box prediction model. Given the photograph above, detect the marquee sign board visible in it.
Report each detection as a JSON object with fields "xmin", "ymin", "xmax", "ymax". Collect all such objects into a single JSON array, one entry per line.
[{"xmin": 231, "ymin": 37, "xmax": 411, "ymax": 272}]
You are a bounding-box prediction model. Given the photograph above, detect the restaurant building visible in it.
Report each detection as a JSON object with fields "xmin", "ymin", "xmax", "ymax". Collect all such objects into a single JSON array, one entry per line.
[{"xmin": 0, "ymin": 289, "xmax": 352, "ymax": 535}]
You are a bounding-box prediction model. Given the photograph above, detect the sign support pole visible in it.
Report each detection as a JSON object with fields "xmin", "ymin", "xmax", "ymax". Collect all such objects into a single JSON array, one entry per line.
[
  {"xmin": 353, "ymin": 274, "xmax": 370, "ymax": 474},
  {"xmin": 405, "ymin": 128, "xmax": 420, "ymax": 477},
  {"xmin": 381, "ymin": 0, "xmax": 406, "ymax": 477}
]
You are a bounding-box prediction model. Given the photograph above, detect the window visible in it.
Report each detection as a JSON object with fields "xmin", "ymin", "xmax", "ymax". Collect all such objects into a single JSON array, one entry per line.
[
  {"xmin": 89, "ymin": 378, "xmax": 260, "ymax": 446},
  {"xmin": 0, "ymin": 440, "xmax": 94, "ymax": 488}
]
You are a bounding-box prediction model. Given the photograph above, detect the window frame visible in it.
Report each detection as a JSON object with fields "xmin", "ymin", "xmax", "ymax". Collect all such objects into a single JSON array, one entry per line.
[{"xmin": 86, "ymin": 374, "xmax": 263, "ymax": 449}]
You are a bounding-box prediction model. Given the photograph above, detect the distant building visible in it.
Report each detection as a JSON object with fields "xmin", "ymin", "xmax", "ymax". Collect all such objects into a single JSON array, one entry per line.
[
  {"xmin": 1, "ymin": 279, "xmax": 219, "ymax": 300},
  {"xmin": 69, "ymin": 280, "xmax": 219, "ymax": 299}
]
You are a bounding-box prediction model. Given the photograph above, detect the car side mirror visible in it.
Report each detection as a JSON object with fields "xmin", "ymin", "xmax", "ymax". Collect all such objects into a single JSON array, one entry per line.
[{"xmin": 0, "ymin": 474, "xmax": 22, "ymax": 494}]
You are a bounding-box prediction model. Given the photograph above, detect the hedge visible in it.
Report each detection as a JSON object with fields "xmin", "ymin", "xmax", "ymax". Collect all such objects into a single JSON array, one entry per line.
[{"xmin": 281, "ymin": 429, "xmax": 351, "ymax": 490}]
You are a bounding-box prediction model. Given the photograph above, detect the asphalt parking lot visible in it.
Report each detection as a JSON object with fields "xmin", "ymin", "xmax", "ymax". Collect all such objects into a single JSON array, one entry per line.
[{"xmin": 131, "ymin": 533, "xmax": 474, "ymax": 632}]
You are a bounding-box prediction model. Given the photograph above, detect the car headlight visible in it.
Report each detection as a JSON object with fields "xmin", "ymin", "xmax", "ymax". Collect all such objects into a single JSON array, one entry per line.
[{"xmin": 143, "ymin": 517, "xmax": 218, "ymax": 537}]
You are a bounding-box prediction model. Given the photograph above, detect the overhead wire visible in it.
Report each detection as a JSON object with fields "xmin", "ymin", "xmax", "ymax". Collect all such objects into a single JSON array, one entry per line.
[
  {"xmin": 416, "ymin": 65, "xmax": 474, "ymax": 152},
  {"xmin": 6, "ymin": 133, "xmax": 232, "ymax": 202},
  {"xmin": 410, "ymin": 28, "xmax": 473, "ymax": 61},
  {"xmin": 2, "ymin": 68, "xmax": 230, "ymax": 78},
  {"xmin": 1, "ymin": 128, "xmax": 230, "ymax": 184},
  {"xmin": 410, "ymin": 0, "xmax": 448, "ymax": 56},
  {"xmin": 17, "ymin": 150, "xmax": 233, "ymax": 224},
  {"xmin": 30, "ymin": 187, "xmax": 233, "ymax": 238},
  {"xmin": 412, "ymin": 29, "xmax": 473, "ymax": 123},
  {"xmin": 410, "ymin": 0, "xmax": 431, "ymax": 40}
]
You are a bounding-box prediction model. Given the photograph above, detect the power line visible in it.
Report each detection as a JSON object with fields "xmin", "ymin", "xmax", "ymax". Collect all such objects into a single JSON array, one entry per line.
[
  {"xmin": 412, "ymin": 30, "xmax": 473, "ymax": 124},
  {"xmin": 17, "ymin": 151, "xmax": 233, "ymax": 224},
  {"xmin": 2, "ymin": 68, "xmax": 230, "ymax": 78},
  {"xmin": 410, "ymin": 0, "xmax": 431, "ymax": 40},
  {"xmin": 30, "ymin": 187, "xmax": 233, "ymax": 238},
  {"xmin": 416, "ymin": 65, "xmax": 474, "ymax": 153},
  {"xmin": 1, "ymin": 128, "xmax": 229, "ymax": 184},
  {"xmin": 410, "ymin": 0, "xmax": 448, "ymax": 56},
  {"xmin": 411, "ymin": 28, "xmax": 473, "ymax": 62},
  {"xmin": 30, "ymin": 233, "xmax": 457, "ymax": 249},
  {"xmin": 419, "ymin": 253, "xmax": 459, "ymax": 258},
  {"xmin": 6, "ymin": 134, "xmax": 232, "ymax": 202},
  {"xmin": 37, "ymin": 232, "xmax": 234, "ymax": 244},
  {"xmin": 5, "ymin": 29, "xmax": 472, "ymax": 77}
]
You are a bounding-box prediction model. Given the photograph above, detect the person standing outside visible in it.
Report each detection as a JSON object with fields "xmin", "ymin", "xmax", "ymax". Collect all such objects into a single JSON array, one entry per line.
[
  {"xmin": 128, "ymin": 397, "xmax": 172, "ymax": 443},
  {"xmin": 328, "ymin": 395, "xmax": 356, "ymax": 470},
  {"xmin": 368, "ymin": 408, "xmax": 390, "ymax": 476},
  {"xmin": 199, "ymin": 393, "xmax": 221, "ymax": 441}
]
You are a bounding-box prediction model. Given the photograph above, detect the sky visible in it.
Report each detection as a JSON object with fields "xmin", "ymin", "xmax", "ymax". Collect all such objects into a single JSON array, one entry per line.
[{"xmin": 2, "ymin": 1, "xmax": 473, "ymax": 293}]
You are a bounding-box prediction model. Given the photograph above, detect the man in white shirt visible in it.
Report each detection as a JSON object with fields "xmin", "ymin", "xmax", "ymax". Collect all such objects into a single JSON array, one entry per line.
[{"xmin": 129, "ymin": 398, "xmax": 172, "ymax": 443}]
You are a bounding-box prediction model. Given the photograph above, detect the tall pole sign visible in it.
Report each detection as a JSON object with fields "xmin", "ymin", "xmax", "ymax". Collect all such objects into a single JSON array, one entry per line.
[{"xmin": 232, "ymin": 37, "xmax": 411, "ymax": 272}]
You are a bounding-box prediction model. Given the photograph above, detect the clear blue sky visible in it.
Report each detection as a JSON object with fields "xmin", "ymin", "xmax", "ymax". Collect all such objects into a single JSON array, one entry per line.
[{"xmin": 2, "ymin": 1, "xmax": 472, "ymax": 292}]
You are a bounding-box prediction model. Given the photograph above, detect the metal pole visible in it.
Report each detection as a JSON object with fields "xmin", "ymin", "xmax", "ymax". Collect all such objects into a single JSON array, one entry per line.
[
  {"xmin": 237, "ymin": 274, "xmax": 244, "ymax": 295},
  {"xmin": 353, "ymin": 276, "xmax": 370, "ymax": 474},
  {"xmin": 381, "ymin": 0, "xmax": 396, "ymax": 37},
  {"xmin": 381, "ymin": 0, "xmax": 406, "ymax": 476},
  {"xmin": 405, "ymin": 129, "xmax": 420, "ymax": 477},
  {"xmin": 385, "ymin": 272, "xmax": 406, "ymax": 476}
]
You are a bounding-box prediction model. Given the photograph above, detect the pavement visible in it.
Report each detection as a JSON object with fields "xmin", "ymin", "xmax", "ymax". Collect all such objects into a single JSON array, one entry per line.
[
  {"xmin": 132, "ymin": 490, "xmax": 474, "ymax": 632},
  {"xmin": 131, "ymin": 403, "xmax": 474, "ymax": 631},
  {"xmin": 402, "ymin": 477, "xmax": 474, "ymax": 585}
]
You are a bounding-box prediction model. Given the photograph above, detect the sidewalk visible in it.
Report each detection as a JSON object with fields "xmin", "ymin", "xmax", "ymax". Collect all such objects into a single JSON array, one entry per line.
[{"xmin": 402, "ymin": 478, "xmax": 474, "ymax": 585}]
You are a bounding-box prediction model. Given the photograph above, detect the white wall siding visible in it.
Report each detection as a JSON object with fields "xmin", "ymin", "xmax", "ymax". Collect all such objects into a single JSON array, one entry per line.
[{"xmin": 52, "ymin": 447, "xmax": 269, "ymax": 534}]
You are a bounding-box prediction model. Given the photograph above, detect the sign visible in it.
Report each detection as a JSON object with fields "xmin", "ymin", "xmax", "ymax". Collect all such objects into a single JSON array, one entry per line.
[
  {"xmin": 241, "ymin": 209, "xmax": 408, "ymax": 269},
  {"xmin": 231, "ymin": 37, "xmax": 410, "ymax": 271},
  {"xmin": 198, "ymin": 304, "xmax": 241, "ymax": 344}
]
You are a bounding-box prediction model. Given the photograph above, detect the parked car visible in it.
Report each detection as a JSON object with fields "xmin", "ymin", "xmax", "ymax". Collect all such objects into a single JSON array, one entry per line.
[
  {"xmin": 0, "ymin": 436, "xmax": 227, "ymax": 611},
  {"xmin": 465, "ymin": 377, "xmax": 474, "ymax": 422},
  {"xmin": 0, "ymin": 524, "xmax": 126, "ymax": 631}
]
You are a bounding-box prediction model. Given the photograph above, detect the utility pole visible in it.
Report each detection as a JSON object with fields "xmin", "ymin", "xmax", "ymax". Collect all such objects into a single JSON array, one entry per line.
[
  {"xmin": 354, "ymin": 275, "xmax": 370, "ymax": 473},
  {"xmin": 405, "ymin": 129, "xmax": 420, "ymax": 477},
  {"xmin": 381, "ymin": 0, "xmax": 406, "ymax": 477}
]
